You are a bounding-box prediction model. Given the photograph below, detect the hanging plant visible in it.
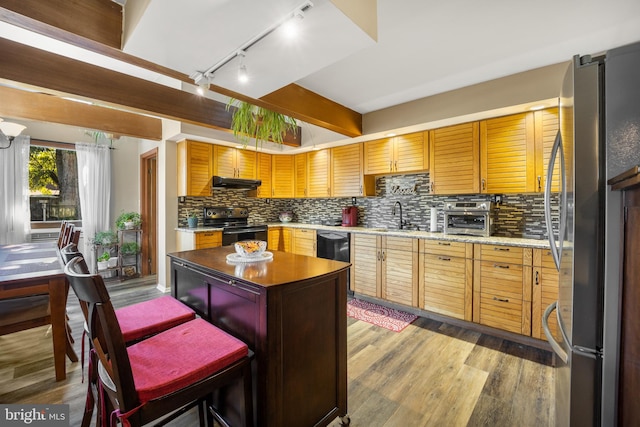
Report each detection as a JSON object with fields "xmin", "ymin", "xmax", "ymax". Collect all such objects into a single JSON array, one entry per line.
[{"xmin": 226, "ymin": 99, "xmax": 297, "ymax": 147}]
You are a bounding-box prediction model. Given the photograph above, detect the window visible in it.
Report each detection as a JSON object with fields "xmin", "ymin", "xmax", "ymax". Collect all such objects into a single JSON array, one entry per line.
[{"xmin": 29, "ymin": 141, "xmax": 82, "ymax": 223}]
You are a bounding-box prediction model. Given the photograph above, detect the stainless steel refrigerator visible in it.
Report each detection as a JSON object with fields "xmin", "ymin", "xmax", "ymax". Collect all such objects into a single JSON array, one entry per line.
[{"xmin": 543, "ymin": 41, "xmax": 640, "ymax": 426}]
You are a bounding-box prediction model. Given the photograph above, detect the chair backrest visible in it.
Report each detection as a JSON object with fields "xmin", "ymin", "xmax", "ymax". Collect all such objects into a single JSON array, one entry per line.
[
  {"xmin": 60, "ymin": 243, "xmax": 89, "ymax": 272},
  {"xmin": 64, "ymin": 257, "xmax": 139, "ymax": 411}
]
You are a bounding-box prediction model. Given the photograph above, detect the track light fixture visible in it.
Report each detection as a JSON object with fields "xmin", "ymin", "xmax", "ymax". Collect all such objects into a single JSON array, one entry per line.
[
  {"xmin": 0, "ymin": 121, "xmax": 26, "ymax": 149},
  {"xmin": 191, "ymin": 1, "xmax": 313, "ymax": 88}
]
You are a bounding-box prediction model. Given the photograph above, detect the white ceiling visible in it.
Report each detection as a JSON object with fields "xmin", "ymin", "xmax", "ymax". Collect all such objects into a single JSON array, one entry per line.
[{"xmin": 122, "ymin": 0, "xmax": 640, "ymax": 115}]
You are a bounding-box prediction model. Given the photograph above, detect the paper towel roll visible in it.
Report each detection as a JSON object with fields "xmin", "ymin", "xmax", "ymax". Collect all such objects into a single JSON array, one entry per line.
[{"xmin": 430, "ymin": 207, "xmax": 438, "ymax": 232}]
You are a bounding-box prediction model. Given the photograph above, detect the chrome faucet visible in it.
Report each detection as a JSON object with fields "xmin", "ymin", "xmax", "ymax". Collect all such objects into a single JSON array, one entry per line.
[{"xmin": 392, "ymin": 201, "xmax": 404, "ymax": 229}]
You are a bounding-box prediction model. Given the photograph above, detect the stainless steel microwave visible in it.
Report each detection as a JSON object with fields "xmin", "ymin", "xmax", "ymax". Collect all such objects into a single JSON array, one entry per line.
[{"xmin": 443, "ymin": 202, "xmax": 495, "ymax": 237}]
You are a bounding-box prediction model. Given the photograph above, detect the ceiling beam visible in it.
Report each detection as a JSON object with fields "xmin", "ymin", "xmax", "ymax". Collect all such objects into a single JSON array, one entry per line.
[
  {"xmin": 0, "ymin": 0, "xmax": 122, "ymax": 49},
  {"xmin": 0, "ymin": 5, "xmax": 363, "ymax": 138},
  {"xmin": 0, "ymin": 85, "xmax": 163, "ymax": 140},
  {"xmin": 0, "ymin": 37, "xmax": 302, "ymax": 146}
]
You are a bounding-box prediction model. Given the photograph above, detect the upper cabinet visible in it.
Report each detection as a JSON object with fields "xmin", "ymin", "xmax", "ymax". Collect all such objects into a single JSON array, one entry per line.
[
  {"xmin": 295, "ymin": 150, "xmax": 331, "ymax": 198},
  {"xmin": 213, "ymin": 145, "xmax": 257, "ymax": 179},
  {"xmin": 480, "ymin": 112, "xmax": 536, "ymax": 194},
  {"xmin": 429, "ymin": 122, "xmax": 480, "ymax": 194},
  {"xmin": 331, "ymin": 143, "xmax": 375, "ymax": 197},
  {"xmin": 272, "ymin": 155, "xmax": 294, "ymax": 198},
  {"xmin": 256, "ymin": 152, "xmax": 272, "ymax": 199},
  {"xmin": 294, "ymin": 153, "xmax": 307, "ymax": 198},
  {"xmin": 364, "ymin": 132, "xmax": 428, "ymax": 175},
  {"xmin": 177, "ymin": 140, "xmax": 212, "ymax": 197},
  {"xmin": 534, "ymin": 107, "xmax": 560, "ymax": 193}
]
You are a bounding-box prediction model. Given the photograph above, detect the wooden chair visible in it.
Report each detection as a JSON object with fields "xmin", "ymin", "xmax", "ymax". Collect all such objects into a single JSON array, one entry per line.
[
  {"xmin": 64, "ymin": 256, "xmax": 253, "ymax": 427},
  {"xmin": 60, "ymin": 243, "xmax": 198, "ymax": 427}
]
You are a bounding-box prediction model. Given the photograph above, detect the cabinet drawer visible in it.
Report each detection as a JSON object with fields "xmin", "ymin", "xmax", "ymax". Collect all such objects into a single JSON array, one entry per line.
[
  {"xmin": 195, "ymin": 232, "xmax": 221, "ymax": 249},
  {"xmin": 385, "ymin": 236, "xmax": 417, "ymax": 251},
  {"xmin": 354, "ymin": 233, "xmax": 378, "ymax": 248},
  {"xmin": 478, "ymin": 260, "xmax": 524, "ymax": 300},
  {"xmin": 293, "ymin": 228, "xmax": 316, "ymax": 240},
  {"xmin": 478, "ymin": 295, "xmax": 524, "ymax": 334},
  {"xmin": 478, "ymin": 244, "xmax": 524, "ymax": 263},
  {"xmin": 423, "ymin": 240, "xmax": 467, "ymax": 257},
  {"xmin": 423, "ymin": 254, "xmax": 467, "ymax": 319},
  {"xmin": 540, "ymin": 249, "xmax": 556, "ymax": 269}
]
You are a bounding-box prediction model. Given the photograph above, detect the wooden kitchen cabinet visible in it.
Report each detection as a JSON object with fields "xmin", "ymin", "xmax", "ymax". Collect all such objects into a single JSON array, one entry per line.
[
  {"xmin": 419, "ymin": 240, "xmax": 473, "ymax": 321},
  {"xmin": 352, "ymin": 234, "xmax": 418, "ymax": 307},
  {"xmin": 473, "ymin": 244, "xmax": 533, "ymax": 335},
  {"xmin": 175, "ymin": 230, "xmax": 222, "ymax": 251},
  {"xmin": 294, "ymin": 153, "xmax": 307, "ymax": 198},
  {"xmin": 295, "ymin": 150, "xmax": 331, "ymax": 198},
  {"xmin": 268, "ymin": 227, "xmax": 292, "ymax": 252},
  {"xmin": 271, "ymin": 155, "xmax": 294, "ymax": 198},
  {"xmin": 255, "ymin": 152, "xmax": 272, "ymax": 198},
  {"xmin": 534, "ymin": 107, "xmax": 560, "ymax": 193},
  {"xmin": 213, "ymin": 145, "xmax": 256, "ymax": 179},
  {"xmin": 291, "ymin": 228, "xmax": 316, "ymax": 257},
  {"xmin": 364, "ymin": 131, "xmax": 428, "ymax": 175},
  {"xmin": 176, "ymin": 140, "xmax": 212, "ymax": 197},
  {"xmin": 429, "ymin": 122, "xmax": 480, "ymax": 194},
  {"xmin": 532, "ymin": 248, "xmax": 559, "ymax": 340},
  {"xmin": 331, "ymin": 143, "xmax": 375, "ymax": 197},
  {"xmin": 480, "ymin": 112, "xmax": 536, "ymax": 194}
]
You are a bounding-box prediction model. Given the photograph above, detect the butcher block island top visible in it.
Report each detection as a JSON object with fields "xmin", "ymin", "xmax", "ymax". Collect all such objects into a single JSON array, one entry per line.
[{"xmin": 168, "ymin": 246, "xmax": 351, "ymax": 427}]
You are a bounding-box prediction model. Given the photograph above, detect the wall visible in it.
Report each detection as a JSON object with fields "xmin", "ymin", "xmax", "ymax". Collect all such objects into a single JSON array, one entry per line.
[{"xmin": 178, "ymin": 172, "xmax": 556, "ymax": 240}]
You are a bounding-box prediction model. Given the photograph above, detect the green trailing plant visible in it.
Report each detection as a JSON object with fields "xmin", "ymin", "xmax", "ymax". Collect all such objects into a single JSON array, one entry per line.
[
  {"xmin": 97, "ymin": 250, "xmax": 111, "ymax": 262},
  {"xmin": 120, "ymin": 242, "xmax": 141, "ymax": 255},
  {"xmin": 226, "ymin": 99, "xmax": 297, "ymax": 147},
  {"xmin": 189, "ymin": 211, "xmax": 198, "ymax": 218},
  {"xmin": 93, "ymin": 230, "xmax": 117, "ymax": 245},
  {"xmin": 115, "ymin": 211, "xmax": 142, "ymax": 230}
]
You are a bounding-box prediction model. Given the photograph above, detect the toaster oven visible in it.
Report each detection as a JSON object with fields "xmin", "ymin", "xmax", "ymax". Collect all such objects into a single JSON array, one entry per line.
[{"xmin": 443, "ymin": 202, "xmax": 495, "ymax": 237}]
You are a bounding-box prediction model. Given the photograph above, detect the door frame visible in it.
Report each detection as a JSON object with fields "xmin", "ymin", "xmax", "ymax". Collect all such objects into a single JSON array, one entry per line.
[{"xmin": 140, "ymin": 148, "xmax": 158, "ymax": 275}]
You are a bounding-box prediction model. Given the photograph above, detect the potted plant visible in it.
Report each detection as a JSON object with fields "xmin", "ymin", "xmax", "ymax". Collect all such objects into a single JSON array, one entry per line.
[
  {"xmin": 120, "ymin": 241, "xmax": 141, "ymax": 266},
  {"xmin": 116, "ymin": 211, "xmax": 142, "ymax": 230},
  {"xmin": 187, "ymin": 211, "xmax": 199, "ymax": 228},
  {"xmin": 226, "ymin": 99, "xmax": 297, "ymax": 148},
  {"xmin": 97, "ymin": 250, "xmax": 110, "ymax": 270},
  {"xmin": 92, "ymin": 230, "xmax": 117, "ymax": 246}
]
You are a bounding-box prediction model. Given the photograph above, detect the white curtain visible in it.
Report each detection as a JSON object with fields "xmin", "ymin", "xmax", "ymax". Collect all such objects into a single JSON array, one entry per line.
[
  {"xmin": 0, "ymin": 135, "xmax": 30, "ymax": 244},
  {"xmin": 76, "ymin": 141, "xmax": 111, "ymax": 272}
]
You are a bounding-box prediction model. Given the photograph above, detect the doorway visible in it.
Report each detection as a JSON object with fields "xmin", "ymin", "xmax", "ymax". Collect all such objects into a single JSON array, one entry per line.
[{"xmin": 140, "ymin": 148, "xmax": 158, "ymax": 275}]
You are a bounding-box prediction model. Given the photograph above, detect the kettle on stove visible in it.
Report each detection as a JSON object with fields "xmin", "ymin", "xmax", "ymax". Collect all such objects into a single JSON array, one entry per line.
[{"xmin": 341, "ymin": 206, "xmax": 358, "ymax": 227}]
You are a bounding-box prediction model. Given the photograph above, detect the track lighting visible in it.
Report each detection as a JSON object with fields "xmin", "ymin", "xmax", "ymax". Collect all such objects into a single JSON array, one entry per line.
[
  {"xmin": 191, "ymin": 1, "xmax": 313, "ymax": 87},
  {"xmin": 0, "ymin": 121, "xmax": 27, "ymax": 149}
]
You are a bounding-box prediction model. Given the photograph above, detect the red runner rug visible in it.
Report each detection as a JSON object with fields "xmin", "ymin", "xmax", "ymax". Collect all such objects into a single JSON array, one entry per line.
[{"xmin": 347, "ymin": 299, "xmax": 417, "ymax": 332}]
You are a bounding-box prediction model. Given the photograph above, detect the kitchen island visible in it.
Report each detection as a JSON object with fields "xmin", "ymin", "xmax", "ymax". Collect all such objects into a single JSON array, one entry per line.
[{"xmin": 168, "ymin": 246, "xmax": 351, "ymax": 427}]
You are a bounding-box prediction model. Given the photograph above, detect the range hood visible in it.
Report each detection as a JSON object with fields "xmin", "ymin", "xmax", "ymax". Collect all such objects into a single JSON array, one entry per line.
[{"xmin": 211, "ymin": 176, "xmax": 261, "ymax": 189}]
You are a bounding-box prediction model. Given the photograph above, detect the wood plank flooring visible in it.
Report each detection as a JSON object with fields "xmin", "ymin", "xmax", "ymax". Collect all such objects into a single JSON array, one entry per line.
[{"xmin": 0, "ymin": 276, "xmax": 555, "ymax": 426}]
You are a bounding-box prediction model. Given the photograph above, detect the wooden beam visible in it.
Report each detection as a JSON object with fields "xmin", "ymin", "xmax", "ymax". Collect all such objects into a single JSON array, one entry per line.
[
  {"xmin": 0, "ymin": 85, "xmax": 163, "ymax": 141},
  {"xmin": 0, "ymin": 37, "xmax": 302, "ymax": 146},
  {"xmin": 0, "ymin": 6, "xmax": 362, "ymax": 138},
  {"xmin": 0, "ymin": 0, "xmax": 122, "ymax": 49}
]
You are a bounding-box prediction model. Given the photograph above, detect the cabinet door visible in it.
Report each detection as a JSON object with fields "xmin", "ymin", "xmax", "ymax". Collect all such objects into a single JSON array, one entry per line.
[
  {"xmin": 272, "ymin": 155, "xmax": 294, "ymax": 198},
  {"xmin": 177, "ymin": 140, "xmax": 212, "ymax": 196},
  {"xmin": 213, "ymin": 145, "xmax": 236, "ymax": 178},
  {"xmin": 256, "ymin": 152, "xmax": 272, "ymax": 198},
  {"xmin": 195, "ymin": 231, "xmax": 221, "ymax": 249},
  {"xmin": 535, "ymin": 107, "xmax": 560, "ymax": 193},
  {"xmin": 394, "ymin": 131, "xmax": 428, "ymax": 173},
  {"xmin": 171, "ymin": 261, "xmax": 209, "ymax": 317},
  {"xmin": 292, "ymin": 228, "xmax": 316, "ymax": 257},
  {"xmin": 331, "ymin": 144, "xmax": 363, "ymax": 197},
  {"xmin": 294, "ymin": 153, "xmax": 307, "ymax": 197},
  {"xmin": 235, "ymin": 149, "xmax": 257, "ymax": 179},
  {"xmin": 364, "ymin": 138, "xmax": 393, "ymax": 175},
  {"xmin": 480, "ymin": 112, "xmax": 536, "ymax": 193},
  {"xmin": 381, "ymin": 236, "xmax": 418, "ymax": 307},
  {"xmin": 430, "ymin": 122, "xmax": 480, "ymax": 194},
  {"xmin": 532, "ymin": 249, "xmax": 559, "ymax": 340},
  {"xmin": 352, "ymin": 234, "xmax": 380, "ymax": 297},
  {"xmin": 307, "ymin": 149, "xmax": 331, "ymax": 197}
]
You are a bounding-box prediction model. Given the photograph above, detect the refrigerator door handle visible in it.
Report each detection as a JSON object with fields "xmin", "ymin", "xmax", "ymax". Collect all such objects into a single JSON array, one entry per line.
[
  {"xmin": 543, "ymin": 301, "xmax": 568, "ymax": 363},
  {"xmin": 544, "ymin": 130, "xmax": 566, "ymax": 271}
]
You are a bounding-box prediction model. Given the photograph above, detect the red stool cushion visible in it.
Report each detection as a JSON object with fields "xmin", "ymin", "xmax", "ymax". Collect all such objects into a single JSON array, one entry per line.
[
  {"xmin": 127, "ymin": 318, "xmax": 248, "ymax": 403},
  {"xmin": 116, "ymin": 296, "xmax": 195, "ymax": 342}
]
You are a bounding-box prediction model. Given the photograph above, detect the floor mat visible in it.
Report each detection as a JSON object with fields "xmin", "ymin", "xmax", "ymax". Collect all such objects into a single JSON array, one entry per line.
[{"xmin": 347, "ymin": 299, "xmax": 417, "ymax": 332}]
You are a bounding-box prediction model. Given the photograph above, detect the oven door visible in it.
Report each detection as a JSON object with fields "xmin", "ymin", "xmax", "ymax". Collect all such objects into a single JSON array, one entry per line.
[
  {"xmin": 444, "ymin": 211, "xmax": 489, "ymax": 236},
  {"xmin": 222, "ymin": 226, "xmax": 268, "ymax": 246}
]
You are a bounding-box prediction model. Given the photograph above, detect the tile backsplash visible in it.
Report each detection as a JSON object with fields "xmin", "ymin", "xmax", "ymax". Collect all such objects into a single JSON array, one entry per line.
[{"xmin": 178, "ymin": 172, "xmax": 558, "ymax": 240}]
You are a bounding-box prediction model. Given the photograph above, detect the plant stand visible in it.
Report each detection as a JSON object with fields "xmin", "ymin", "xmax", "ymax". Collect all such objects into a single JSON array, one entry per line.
[
  {"xmin": 118, "ymin": 229, "xmax": 142, "ymax": 280},
  {"xmin": 93, "ymin": 242, "xmax": 120, "ymax": 281}
]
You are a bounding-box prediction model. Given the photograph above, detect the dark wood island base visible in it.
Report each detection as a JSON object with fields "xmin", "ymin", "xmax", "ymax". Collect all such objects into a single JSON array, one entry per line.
[{"xmin": 169, "ymin": 246, "xmax": 350, "ymax": 427}]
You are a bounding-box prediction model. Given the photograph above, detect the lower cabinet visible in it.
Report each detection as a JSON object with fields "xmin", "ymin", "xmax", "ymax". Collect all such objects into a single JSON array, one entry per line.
[
  {"xmin": 473, "ymin": 244, "xmax": 533, "ymax": 335},
  {"xmin": 268, "ymin": 227, "xmax": 292, "ymax": 252},
  {"xmin": 532, "ymin": 248, "xmax": 560, "ymax": 340},
  {"xmin": 291, "ymin": 228, "xmax": 316, "ymax": 257},
  {"xmin": 175, "ymin": 230, "xmax": 222, "ymax": 251},
  {"xmin": 419, "ymin": 240, "xmax": 473, "ymax": 321},
  {"xmin": 352, "ymin": 234, "xmax": 418, "ymax": 307}
]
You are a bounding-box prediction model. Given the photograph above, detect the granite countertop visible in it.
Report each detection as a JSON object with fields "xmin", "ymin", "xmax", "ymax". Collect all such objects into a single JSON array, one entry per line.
[{"xmin": 176, "ymin": 222, "xmax": 550, "ymax": 249}]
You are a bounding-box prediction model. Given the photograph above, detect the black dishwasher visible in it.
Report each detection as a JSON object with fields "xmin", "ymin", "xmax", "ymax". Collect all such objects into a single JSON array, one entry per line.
[{"xmin": 316, "ymin": 230, "xmax": 351, "ymax": 292}]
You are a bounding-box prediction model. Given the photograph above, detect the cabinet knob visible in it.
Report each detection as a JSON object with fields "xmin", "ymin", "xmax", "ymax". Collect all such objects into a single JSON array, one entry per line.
[
  {"xmin": 537, "ymin": 176, "xmax": 542, "ymax": 191},
  {"xmin": 482, "ymin": 178, "xmax": 486, "ymax": 190}
]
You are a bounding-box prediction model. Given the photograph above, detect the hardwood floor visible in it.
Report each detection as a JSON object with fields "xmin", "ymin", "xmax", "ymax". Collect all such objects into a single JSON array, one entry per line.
[{"xmin": 0, "ymin": 276, "xmax": 555, "ymax": 426}]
